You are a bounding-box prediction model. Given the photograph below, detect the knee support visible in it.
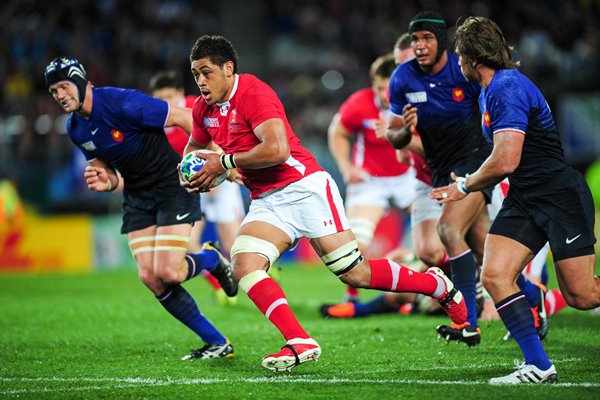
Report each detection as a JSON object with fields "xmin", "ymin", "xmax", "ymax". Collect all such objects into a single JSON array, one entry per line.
[
  {"xmin": 230, "ymin": 235, "xmax": 281, "ymax": 267},
  {"xmin": 129, "ymin": 234, "xmax": 189, "ymax": 255},
  {"xmin": 321, "ymin": 240, "xmax": 364, "ymax": 276}
]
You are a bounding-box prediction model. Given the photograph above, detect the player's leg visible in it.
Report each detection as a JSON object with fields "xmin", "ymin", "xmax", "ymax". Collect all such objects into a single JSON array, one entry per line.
[
  {"xmin": 410, "ymin": 180, "xmax": 449, "ymax": 270},
  {"xmin": 320, "ymin": 292, "xmax": 416, "ymax": 318},
  {"xmin": 343, "ymin": 176, "xmax": 392, "ymax": 303},
  {"xmin": 343, "ymin": 203, "xmax": 386, "ymax": 302},
  {"xmin": 437, "ymin": 193, "xmax": 487, "ymax": 332},
  {"xmin": 203, "ymin": 182, "xmax": 245, "ymax": 303},
  {"xmin": 310, "ymin": 228, "xmax": 466, "ymax": 326},
  {"xmin": 127, "ymin": 224, "xmax": 232, "ymax": 360},
  {"xmin": 153, "ymin": 223, "xmax": 233, "ymax": 359},
  {"xmin": 554, "ymin": 254, "xmax": 600, "ymax": 309},
  {"xmin": 231, "ymin": 219, "xmax": 321, "ymax": 372},
  {"xmin": 483, "ymin": 233, "xmax": 556, "ymax": 384}
]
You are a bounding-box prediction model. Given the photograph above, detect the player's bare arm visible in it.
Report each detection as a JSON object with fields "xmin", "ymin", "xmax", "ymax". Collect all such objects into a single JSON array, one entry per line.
[
  {"xmin": 327, "ymin": 113, "xmax": 366, "ymax": 184},
  {"xmin": 386, "ymin": 104, "xmax": 414, "ymax": 149},
  {"xmin": 431, "ymin": 130, "xmax": 524, "ymax": 203},
  {"xmin": 85, "ymin": 158, "xmax": 119, "ymax": 192},
  {"xmin": 165, "ymin": 105, "xmax": 193, "ymax": 135},
  {"xmin": 234, "ymin": 118, "xmax": 290, "ymax": 168}
]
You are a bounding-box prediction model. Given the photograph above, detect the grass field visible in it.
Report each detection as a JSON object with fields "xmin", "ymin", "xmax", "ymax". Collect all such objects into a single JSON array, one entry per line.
[{"xmin": 1, "ymin": 264, "xmax": 599, "ymax": 399}]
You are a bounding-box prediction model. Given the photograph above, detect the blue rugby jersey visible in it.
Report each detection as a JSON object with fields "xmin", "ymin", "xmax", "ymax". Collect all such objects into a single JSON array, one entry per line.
[
  {"xmin": 479, "ymin": 69, "xmax": 566, "ymax": 190},
  {"xmin": 66, "ymin": 87, "xmax": 182, "ymax": 191},
  {"xmin": 389, "ymin": 54, "xmax": 490, "ymax": 172}
]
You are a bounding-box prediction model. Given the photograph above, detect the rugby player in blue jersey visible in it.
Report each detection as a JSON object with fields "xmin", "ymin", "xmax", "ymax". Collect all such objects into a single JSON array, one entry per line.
[
  {"xmin": 387, "ymin": 11, "xmax": 493, "ymax": 345},
  {"xmin": 45, "ymin": 56, "xmax": 238, "ymax": 360},
  {"xmin": 432, "ymin": 16, "xmax": 599, "ymax": 384}
]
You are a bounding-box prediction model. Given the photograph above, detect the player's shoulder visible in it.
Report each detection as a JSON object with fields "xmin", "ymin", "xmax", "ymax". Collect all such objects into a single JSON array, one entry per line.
[
  {"xmin": 346, "ymin": 87, "xmax": 373, "ymax": 103},
  {"xmin": 488, "ymin": 69, "xmax": 527, "ymax": 97},
  {"xmin": 238, "ymin": 73, "xmax": 272, "ymax": 95}
]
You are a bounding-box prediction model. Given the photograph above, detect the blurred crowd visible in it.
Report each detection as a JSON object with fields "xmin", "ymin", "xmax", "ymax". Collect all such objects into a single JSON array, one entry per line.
[{"xmin": 1, "ymin": 0, "xmax": 599, "ymax": 211}]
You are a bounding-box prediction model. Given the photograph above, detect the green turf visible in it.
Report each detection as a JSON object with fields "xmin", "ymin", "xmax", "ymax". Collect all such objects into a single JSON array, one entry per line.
[{"xmin": 1, "ymin": 265, "xmax": 599, "ymax": 399}]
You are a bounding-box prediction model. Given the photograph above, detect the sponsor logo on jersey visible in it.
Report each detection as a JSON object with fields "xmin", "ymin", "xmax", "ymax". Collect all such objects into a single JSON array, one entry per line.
[
  {"xmin": 204, "ymin": 117, "xmax": 219, "ymax": 128},
  {"xmin": 452, "ymin": 87, "xmax": 465, "ymax": 102},
  {"xmin": 111, "ymin": 129, "xmax": 124, "ymax": 142},
  {"xmin": 81, "ymin": 141, "xmax": 96, "ymax": 151},
  {"xmin": 406, "ymin": 91, "xmax": 427, "ymax": 103},
  {"xmin": 483, "ymin": 111, "xmax": 491, "ymax": 127}
]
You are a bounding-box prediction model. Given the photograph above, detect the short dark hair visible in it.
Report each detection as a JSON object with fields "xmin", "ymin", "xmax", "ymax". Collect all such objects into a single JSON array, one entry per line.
[
  {"xmin": 369, "ymin": 53, "xmax": 397, "ymax": 80},
  {"xmin": 394, "ymin": 33, "xmax": 412, "ymax": 51},
  {"xmin": 148, "ymin": 70, "xmax": 182, "ymax": 92},
  {"xmin": 454, "ymin": 16, "xmax": 520, "ymax": 69},
  {"xmin": 189, "ymin": 35, "xmax": 239, "ymax": 73}
]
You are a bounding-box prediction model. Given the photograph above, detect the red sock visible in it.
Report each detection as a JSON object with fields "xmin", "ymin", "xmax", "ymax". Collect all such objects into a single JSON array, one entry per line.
[
  {"xmin": 345, "ymin": 286, "xmax": 359, "ymax": 298},
  {"xmin": 247, "ymin": 277, "xmax": 309, "ymax": 341},
  {"xmin": 437, "ymin": 251, "xmax": 451, "ymax": 275},
  {"xmin": 369, "ymin": 258, "xmax": 438, "ymax": 295},
  {"xmin": 545, "ymin": 289, "xmax": 567, "ymax": 316},
  {"xmin": 201, "ymin": 270, "xmax": 221, "ymax": 290}
]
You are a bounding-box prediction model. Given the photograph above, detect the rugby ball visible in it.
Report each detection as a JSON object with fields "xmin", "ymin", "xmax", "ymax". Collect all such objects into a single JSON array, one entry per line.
[{"xmin": 180, "ymin": 150, "xmax": 228, "ymax": 187}]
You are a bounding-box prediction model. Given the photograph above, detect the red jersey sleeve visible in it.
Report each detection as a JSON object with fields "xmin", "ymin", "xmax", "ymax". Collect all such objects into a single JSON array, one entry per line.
[{"xmin": 338, "ymin": 92, "xmax": 364, "ymax": 134}]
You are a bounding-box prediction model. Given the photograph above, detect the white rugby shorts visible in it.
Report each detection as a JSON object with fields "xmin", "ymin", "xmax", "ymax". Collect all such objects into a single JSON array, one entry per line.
[
  {"xmin": 201, "ymin": 180, "xmax": 246, "ymax": 224},
  {"xmin": 410, "ymin": 179, "xmax": 441, "ymax": 227},
  {"xmin": 345, "ymin": 168, "xmax": 417, "ymax": 209},
  {"xmin": 242, "ymin": 171, "xmax": 350, "ymax": 242}
]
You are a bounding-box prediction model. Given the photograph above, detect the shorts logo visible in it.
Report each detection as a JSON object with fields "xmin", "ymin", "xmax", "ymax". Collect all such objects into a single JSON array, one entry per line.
[
  {"xmin": 204, "ymin": 117, "xmax": 219, "ymax": 128},
  {"xmin": 406, "ymin": 91, "xmax": 427, "ymax": 103},
  {"xmin": 452, "ymin": 87, "xmax": 465, "ymax": 102},
  {"xmin": 176, "ymin": 212, "xmax": 191, "ymax": 221},
  {"xmin": 323, "ymin": 219, "xmax": 333, "ymax": 226},
  {"xmin": 483, "ymin": 111, "xmax": 491, "ymax": 127},
  {"xmin": 111, "ymin": 129, "xmax": 124, "ymax": 142},
  {"xmin": 565, "ymin": 234, "xmax": 581, "ymax": 244}
]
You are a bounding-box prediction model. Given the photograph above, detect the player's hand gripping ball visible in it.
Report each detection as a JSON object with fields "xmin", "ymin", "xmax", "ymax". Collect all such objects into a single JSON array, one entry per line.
[{"xmin": 180, "ymin": 150, "xmax": 228, "ymax": 188}]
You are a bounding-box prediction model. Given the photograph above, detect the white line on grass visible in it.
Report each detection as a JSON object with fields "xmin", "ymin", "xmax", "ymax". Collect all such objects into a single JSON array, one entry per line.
[{"xmin": 1, "ymin": 375, "xmax": 599, "ymax": 395}]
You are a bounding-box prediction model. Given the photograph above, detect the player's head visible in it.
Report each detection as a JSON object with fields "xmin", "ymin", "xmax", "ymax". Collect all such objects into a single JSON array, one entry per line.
[
  {"xmin": 408, "ymin": 11, "xmax": 447, "ymax": 66},
  {"xmin": 189, "ymin": 35, "xmax": 239, "ymax": 106},
  {"xmin": 393, "ymin": 32, "xmax": 414, "ymax": 65},
  {"xmin": 369, "ymin": 53, "xmax": 396, "ymax": 109},
  {"xmin": 454, "ymin": 16, "xmax": 520, "ymax": 79},
  {"xmin": 44, "ymin": 56, "xmax": 88, "ymax": 111},
  {"xmin": 149, "ymin": 70, "xmax": 185, "ymax": 108}
]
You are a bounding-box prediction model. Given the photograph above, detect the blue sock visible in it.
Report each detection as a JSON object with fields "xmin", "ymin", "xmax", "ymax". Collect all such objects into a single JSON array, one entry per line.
[
  {"xmin": 496, "ymin": 292, "xmax": 551, "ymax": 370},
  {"xmin": 516, "ymin": 274, "xmax": 541, "ymax": 307},
  {"xmin": 185, "ymin": 249, "xmax": 220, "ymax": 280},
  {"xmin": 450, "ymin": 250, "xmax": 478, "ymax": 327},
  {"xmin": 355, "ymin": 294, "xmax": 399, "ymax": 316},
  {"xmin": 157, "ymin": 285, "xmax": 226, "ymax": 344}
]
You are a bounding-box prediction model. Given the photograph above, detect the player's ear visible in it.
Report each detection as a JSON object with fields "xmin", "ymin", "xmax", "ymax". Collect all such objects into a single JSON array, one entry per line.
[{"xmin": 224, "ymin": 61, "xmax": 235, "ymax": 77}]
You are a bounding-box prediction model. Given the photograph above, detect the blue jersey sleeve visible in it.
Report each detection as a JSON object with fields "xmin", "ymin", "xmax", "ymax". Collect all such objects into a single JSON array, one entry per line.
[
  {"xmin": 487, "ymin": 77, "xmax": 529, "ymax": 134},
  {"xmin": 121, "ymin": 90, "xmax": 169, "ymax": 129},
  {"xmin": 389, "ymin": 67, "xmax": 408, "ymax": 116}
]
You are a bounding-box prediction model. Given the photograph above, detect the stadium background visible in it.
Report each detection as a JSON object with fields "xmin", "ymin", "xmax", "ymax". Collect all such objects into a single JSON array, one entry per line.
[{"xmin": 1, "ymin": 0, "xmax": 599, "ymax": 272}]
